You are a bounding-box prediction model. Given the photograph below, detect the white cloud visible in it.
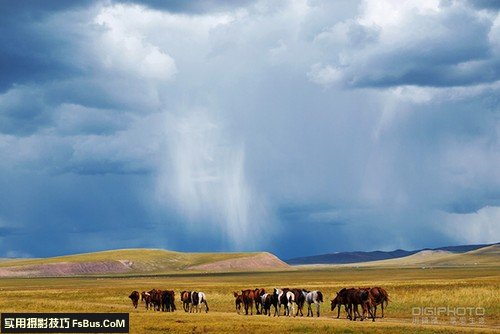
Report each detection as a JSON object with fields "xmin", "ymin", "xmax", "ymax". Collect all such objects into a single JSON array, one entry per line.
[
  {"xmin": 94, "ymin": 4, "xmax": 177, "ymax": 81},
  {"xmin": 307, "ymin": 63, "xmax": 342, "ymax": 86},
  {"xmin": 441, "ymin": 206, "xmax": 500, "ymax": 244}
]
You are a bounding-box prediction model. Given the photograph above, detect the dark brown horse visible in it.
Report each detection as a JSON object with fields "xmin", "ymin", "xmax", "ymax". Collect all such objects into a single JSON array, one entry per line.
[
  {"xmin": 348, "ymin": 288, "xmax": 375, "ymax": 321},
  {"xmin": 129, "ymin": 291, "xmax": 139, "ymax": 309},
  {"xmin": 233, "ymin": 292, "xmax": 243, "ymax": 314},
  {"xmin": 331, "ymin": 288, "xmax": 350, "ymax": 319},
  {"xmin": 368, "ymin": 287, "xmax": 389, "ymax": 318},
  {"xmin": 291, "ymin": 289, "xmax": 306, "ymax": 316},
  {"xmin": 161, "ymin": 290, "xmax": 176, "ymax": 312},
  {"xmin": 339, "ymin": 288, "xmax": 368, "ymax": 321},
  {"xmin": 253, "ymin": 288, "xmax": 266, "ymax": 314},
  {"xmin": 148, "ymin": 289, "xmax": 162, "ymax": 311}
]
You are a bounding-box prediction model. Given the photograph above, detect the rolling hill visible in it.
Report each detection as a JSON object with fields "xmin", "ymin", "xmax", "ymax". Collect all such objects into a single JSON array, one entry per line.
[
  {"xmin": 355, "ymin": 243, "xmax": 500, "ymax": 267},
  {"xmin": 0, "ymin": 249, "xmax": 289, "ymax": 277},
  {"xmin": 286, "ymin": 243, "xmax": 497, "ymax": 265}
]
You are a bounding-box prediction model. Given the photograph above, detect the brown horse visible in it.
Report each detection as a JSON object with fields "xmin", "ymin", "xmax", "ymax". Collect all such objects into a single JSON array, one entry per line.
[
  {"xmin": 233, "ymin": 292, "xmax": 243, "ymax": 314},
  {"xmin": 368, "ymin": 287, "xmax": 389, "ymax": 318},
  {"xmin": 254, "ymin": 288, "xmax": 266, "ymax": 314},
  {"xmin": 331, "ymin": 288, "xmax": 349, "ymax": 319},
  {"xmin": 180, "ymin": 291, "xmax": 191, "ymax": 312},
  {"xmin": 340, "ymin": 288, "xmax": 367, "ymax": 320},
  {"xmin": 148, "ymin": 289, "xmax": 162, "ymax": 311},
  {"xmin": 348, "ymin": 288, "xmax": 375, "ymax": 321},
  {"xmin": 129, "ymin": 291, "xmax": 139, "ymax": 309},
  {"xmin": 141, "ymin": 291, "xmax": 152, "ymax": 310},
  {"xmin": 291, "ymin": 289, "xmax": 306, "ymax": 316},
  {"xmin": 241, "ymin": 289, "xmax": 256, "ymax": 315}
]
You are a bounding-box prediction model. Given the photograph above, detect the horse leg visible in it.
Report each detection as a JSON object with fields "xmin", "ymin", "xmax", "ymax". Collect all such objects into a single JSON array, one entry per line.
[
  {"xmin": 381, "ymin": 302, "xmax": 384, "ymax": 318},
  {"xmin": 316, "ymin": 302, "xmax": 320, "ymax": 317}
]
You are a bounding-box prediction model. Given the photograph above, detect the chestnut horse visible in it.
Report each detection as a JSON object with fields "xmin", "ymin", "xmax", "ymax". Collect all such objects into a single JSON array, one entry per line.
[
  {"xmin": 241, "ymin": 289, "xmax": 256, "ymax": 315},
  {"xmin": 368, "ymin": 287, "xmax": 389, "ymax": 318},
  {"xmin": 180, "ymin": 291, "xmax": 191, "ymax": 312}
]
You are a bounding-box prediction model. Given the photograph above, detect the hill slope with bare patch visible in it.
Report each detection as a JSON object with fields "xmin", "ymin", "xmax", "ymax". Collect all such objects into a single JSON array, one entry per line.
[{"xmin": 0, "ymin": 249, "xmax": 290, "ymax": 277}]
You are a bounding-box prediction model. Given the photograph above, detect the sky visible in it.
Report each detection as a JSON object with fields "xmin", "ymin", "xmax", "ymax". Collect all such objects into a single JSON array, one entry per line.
[{"xmin": 0, "ymin": 0, "xmax": 499, "ymax": 259}]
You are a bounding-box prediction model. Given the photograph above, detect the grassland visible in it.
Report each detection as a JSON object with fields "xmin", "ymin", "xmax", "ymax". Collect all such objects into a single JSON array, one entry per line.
[{"xmin": 0, "ymin": 265, "xmax": 498, "ymax": 333}]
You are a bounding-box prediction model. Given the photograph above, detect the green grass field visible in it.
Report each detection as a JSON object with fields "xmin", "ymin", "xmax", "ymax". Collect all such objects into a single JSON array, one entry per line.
[{"xmin": 0, "ymin": 265, "xmax": 498, "ymax": 333}]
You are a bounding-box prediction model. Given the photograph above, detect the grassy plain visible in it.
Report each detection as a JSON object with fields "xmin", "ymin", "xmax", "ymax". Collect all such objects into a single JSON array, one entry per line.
[{"xmin": 0, "ymin": 265, "xmax": 498, "ymax": 333}]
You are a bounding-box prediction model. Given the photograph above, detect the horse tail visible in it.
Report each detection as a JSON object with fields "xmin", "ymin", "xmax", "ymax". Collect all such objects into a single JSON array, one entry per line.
[
  {"xmin": 317, "ymin": 291, "xmax": 323, "ymax": 303},
  {"xmin": 381, "ymin": 288, "xmax": 390, "ymax": 306},
  {"xmin": 204, "ymin": 300, "xmax": 209, "ymax": 313}
]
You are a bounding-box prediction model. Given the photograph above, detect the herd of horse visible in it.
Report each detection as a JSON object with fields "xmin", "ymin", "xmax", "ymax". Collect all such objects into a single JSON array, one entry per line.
[
  {"xmin": 234, "ymin": 287, "xmax": 389, "ymax": 321},
  {"xmin": 129, "ymin": 286, "xmax": 389, "ymax": 322},
  {"xmin": 234, "ymin": 288, "xmax": 324, "ymax": 318},
  {"xmin": 128, "ymin": 289, "xmax": 208, "ymax": 313}
]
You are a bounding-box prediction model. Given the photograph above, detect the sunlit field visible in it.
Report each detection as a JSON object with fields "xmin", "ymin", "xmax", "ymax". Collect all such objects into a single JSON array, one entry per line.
[{"xmin": 0, "ymin": 266, "xmax": 498, "ymax": 333}]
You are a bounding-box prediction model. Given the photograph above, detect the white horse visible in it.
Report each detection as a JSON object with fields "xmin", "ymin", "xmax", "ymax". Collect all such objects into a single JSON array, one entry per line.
[
  {"xmin": 281, "ymin": 291, "xmax": 295, "ymax": 317},
  {"xmin": 190, "ymin": 291, "xmax": 209, "ymax": 313},
  {"xmin": 305, "ymin": 290, "xmax": 323, "ymax": 317}
]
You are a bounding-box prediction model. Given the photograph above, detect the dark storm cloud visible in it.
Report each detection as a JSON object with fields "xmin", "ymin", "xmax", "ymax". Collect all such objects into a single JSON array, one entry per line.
[
  {"xmin": 121, "ymin": 0, "xmax": 255, "ymax": 13},
  {"xmin": 0, "ymin": 1, "xmax": 92, "ymax": 92},
  {"xmin": 0, "ymin": 0, "xmax": 498, "ymax": 258},
  {"xmin": 467, "ymin": 0, "xmax": 500, "ymax": 10}
]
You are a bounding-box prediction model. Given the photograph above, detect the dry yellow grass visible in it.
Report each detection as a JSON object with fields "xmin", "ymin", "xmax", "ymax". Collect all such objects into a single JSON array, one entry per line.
[{"xmin": 0, "ymin": 265, "xmax": 498, "ymax": 333}]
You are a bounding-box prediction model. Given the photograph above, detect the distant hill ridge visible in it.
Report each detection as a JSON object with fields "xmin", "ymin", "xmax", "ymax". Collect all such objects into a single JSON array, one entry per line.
[
  {"xmin": 286, "ymin": 243, "xmax": 499, "ymax": 265},
  {"xmin": 0, "ymin": 249, "xmax": 289, "ymax": 277}
]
